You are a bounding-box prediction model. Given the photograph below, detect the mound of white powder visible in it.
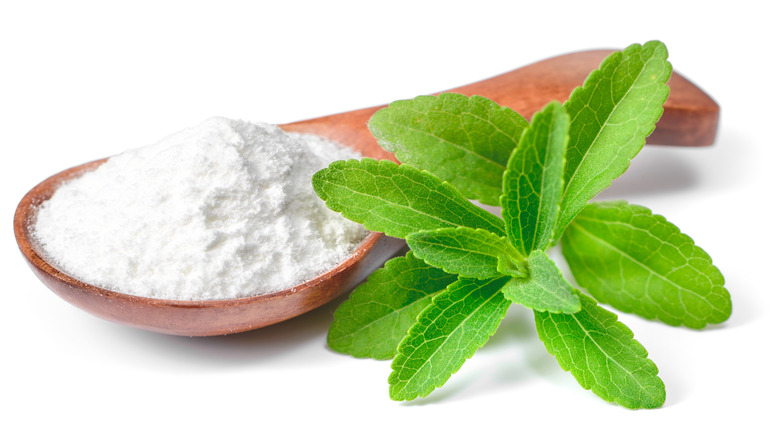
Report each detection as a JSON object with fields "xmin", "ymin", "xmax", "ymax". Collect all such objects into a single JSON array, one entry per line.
[{"xmin": 33, "ymin": 117, "xmax": 367, "ymax": 300}]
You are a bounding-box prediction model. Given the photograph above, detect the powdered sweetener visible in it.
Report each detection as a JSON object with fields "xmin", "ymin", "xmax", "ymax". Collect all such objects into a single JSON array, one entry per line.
[{"xmin": 33, "ymin": 117, "xmax": 368, "ymax": 300}]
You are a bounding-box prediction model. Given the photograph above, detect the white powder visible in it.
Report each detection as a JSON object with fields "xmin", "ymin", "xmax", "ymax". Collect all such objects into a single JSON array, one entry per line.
[{"xmin": 33, "ymin": 117, "xmax": 367, "ymax": 300}]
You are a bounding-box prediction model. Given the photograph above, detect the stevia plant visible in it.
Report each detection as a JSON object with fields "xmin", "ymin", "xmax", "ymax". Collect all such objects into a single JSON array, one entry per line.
[{"xmin": 311, "ymin": 41, "xmax": 731, "ymax": 409}]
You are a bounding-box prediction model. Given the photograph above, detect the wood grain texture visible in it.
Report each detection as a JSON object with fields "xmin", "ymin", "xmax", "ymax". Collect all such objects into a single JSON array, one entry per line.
[
  {"xmin": 282, "ymin": 49, "xmax": 719, "ymax": 148},
  {"xmin": 14, "ymin": 48, "xmax": 718, "ymax": 336}
]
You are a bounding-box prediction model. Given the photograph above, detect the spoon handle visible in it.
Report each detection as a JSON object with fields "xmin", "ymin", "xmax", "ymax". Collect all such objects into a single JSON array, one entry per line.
[
  {"xmin": 282, "ymin": 49, "xmax": 718, "ymax": 159},
  {"xmin": 448, "ymin": 50, "xmax": 718, "ymax": 147}
]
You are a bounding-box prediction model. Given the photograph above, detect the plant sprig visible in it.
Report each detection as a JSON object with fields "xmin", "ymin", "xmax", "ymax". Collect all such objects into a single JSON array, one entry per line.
[{"xmin": 312, "ymin": 41, "xmax": 731, "ymax": 409}]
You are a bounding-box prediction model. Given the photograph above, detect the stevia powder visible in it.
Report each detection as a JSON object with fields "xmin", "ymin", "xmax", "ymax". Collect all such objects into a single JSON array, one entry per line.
[{"xmin": 33, "ymin": 117, "xmax": 368, "ymax": 300}]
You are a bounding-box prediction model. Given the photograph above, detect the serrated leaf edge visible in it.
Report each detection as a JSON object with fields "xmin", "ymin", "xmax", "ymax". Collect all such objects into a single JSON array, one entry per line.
[
  {"xmin": 564, "ymin": 200, "xmax": 731, "ymax": 328},
  {"xmin": 500, "ymin": 101, "xmax": 569, "ymax": 255},
  {"xmin": 555, "ymin": 41, "xmax": 672, "ymax": 240},
  {"xmin": 388, "ymin": 276, "xmax": 511, "ymax": 401},
  {"xmin": 369, "ymin": 93, "xmax": 529, "ymax": 206},
  {"xmin": 312, "ymin": 158, "xmax": 506, "ymax": 238},
  {"xmin": 535, "ymin": 294, "xmax": 666, "ymax": 409},
  {"xmin": 407, "ymin": 227, "xmax": 525, "ymax": 279},
  {"xmin": 327, "ymin": 253, "xmax": 456, "ymax": 360}
]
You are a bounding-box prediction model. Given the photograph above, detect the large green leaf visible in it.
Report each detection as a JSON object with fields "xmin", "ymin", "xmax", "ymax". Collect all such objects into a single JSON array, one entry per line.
[
  {"xmin": 369, "ymin": 93, "xmax": 529, "ymax": 206},
  {"xmin": 501, "ymin": 101, "xmax": 569, "ymax": 256},
  {"xmin": 500, "ymin": 250, "xmax": 580, "ymax": 313},
  {"xmin": 312, "ymin": 158, "xmax": 506, "ymax": 238},
  {"xmin": 562, "ymin": 201, "xmax": 731, "ymax": 328},
  {"xmin": 406, "ymin": 227, "xmax": 527, "ymax": 279},
  {"xmin": 535, "ymin": 293, "xmax": 665, "ymax": 409},
  {"xmin": 389, "ymin": 276, "xmax": 511, "ymax": 401},
  {"xmin": 554, "ymin": 41, "xmax": 672, "ymax": 240},
  {"xmin": 327, "ymin": 253, "xmax": 458, "ymax": 359}
]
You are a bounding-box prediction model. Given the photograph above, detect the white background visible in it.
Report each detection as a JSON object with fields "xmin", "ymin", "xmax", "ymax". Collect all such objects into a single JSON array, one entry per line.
[{"xmin": 2, "ymin": 1, "xmax": 777, "ymax": 436}]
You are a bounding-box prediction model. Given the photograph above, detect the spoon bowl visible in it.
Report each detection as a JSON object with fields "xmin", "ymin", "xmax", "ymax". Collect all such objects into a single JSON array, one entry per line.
[
  {"xmin": 14, "ymin": 159, "xmax": 405, "ymax": 336},
  {"xmin": 14, "ymin": 49, "xmax": 719, "ymax": 336}
]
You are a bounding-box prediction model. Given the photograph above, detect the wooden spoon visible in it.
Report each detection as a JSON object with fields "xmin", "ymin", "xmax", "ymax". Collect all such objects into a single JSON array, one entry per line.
[{"xmin": 14, "ymin": 49, "xmax": 719, "ymax": 336}]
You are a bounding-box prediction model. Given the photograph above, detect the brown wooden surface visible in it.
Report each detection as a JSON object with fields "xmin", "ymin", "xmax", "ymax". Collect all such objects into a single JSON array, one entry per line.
[
  {"xmin": 15, "ymin": 48, "xmax": 719, "ymax": 337},
  {"xmin": 14, "ymin": 160, "xmax": 405, "ymax": 336},
  {"xmin": 281, "ymin": 49, "xmax": 719, "ymax": 149}
]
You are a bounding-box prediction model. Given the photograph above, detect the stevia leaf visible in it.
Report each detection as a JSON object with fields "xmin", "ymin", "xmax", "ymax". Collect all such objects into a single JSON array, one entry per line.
[
  {"xmin": 389, "ymin": 276, "xmax": 511, "ymax": 401},
  {"xmin": 535, "ymin": 293, "xmax": 665, "ymax": 409},
  {"xmin": 561, "ymin": 201, "xmax": 731, "ymax": 328},
  {"xmin": 327, "ymin": 252, "xmax": 458, "ymax": 360},
  {"xmin": 501, "ymin": 102, "xmax": 569, "ymax": 256},
  {"xmin": 500, "ymin": 250, "xmax": 580, "ymax": 313},
  {"xmin": 312, "ymin": 158, "xmax": 506, "ymax": 238},
  {"xmin": 406, "ymin": 227, "xmax": 527, "ymax": 279},
  {"xmin": 554, "ymin": 41, "xmax": 672, "ymax": 240},
  {"xmin": 368, "ymin": 93, "xmax": 529, "ymax": 206}
]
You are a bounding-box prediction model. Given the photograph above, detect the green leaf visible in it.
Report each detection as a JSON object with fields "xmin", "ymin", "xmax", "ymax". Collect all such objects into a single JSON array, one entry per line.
[
  {"xmin": 312, "ymin": 158, "xmax": 506, "ymax": 238},
  {"xmin": 561, "ymin": 201, "xmax": 731, "ymax": 328},
  {"xmin": 535, "ymin": 293, "xmax": 665, "ymax": 409},
  {"xmin": 327, "ymin": 252, "xmax": 458, "ymax": 360},
  {"xmin": 501, "ymin": 101, "xmax": 569, "ymax": 256},
  {"xmin": 554, "ymin": 41, "xmax": 672, "ymax": 240},
  {"xmin": 389, "ymin": 276, "xmax": 511, "ymax": 401},
  {"xmin": 500, "ymin": 250, "xmax": 580, "ymax": 313},
  {"xmin": 406, "ymin": 227, "xmax": 527, "ymax": 279},
  {"xmin": 368, "ymin": 93, "xmax": 529, "ymax": 206}
]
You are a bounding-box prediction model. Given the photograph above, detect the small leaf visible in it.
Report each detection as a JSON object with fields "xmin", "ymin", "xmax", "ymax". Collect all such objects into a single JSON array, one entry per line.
[
  {"xmin": 389, "ymin": 276, "xmax": 511, "ymax": 401},
  {"xmin": 501, "ymin": 101, "xmax": 569, "ymax": 256},
  {"xmin": 312, "ymin": 158, "xmax": 506, "ymax": 238},
  {"xmin": 535, "ymin": 293, "xmax": 666, "ymax": 409},
  {"xmin": 500, "ymin": 250, "xmax": 580, "ymax": 313},
  {"xmin": 562, "ymin": 201, "xmax": 731, "ymax": 328},
  {"xmin": 554, "ymin": 41, "xmax": 672, "ymax": 240},
  {"xmin": 406, "ymin": 227, "xmax": 527, "ymax": 279},
  {"xmin": 369, "ymin": 93, "xmax": 529, "ymax": 206},
  {"xmin": 327, "ymin": 252, "xmax": 458, "ymax": 359}
]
